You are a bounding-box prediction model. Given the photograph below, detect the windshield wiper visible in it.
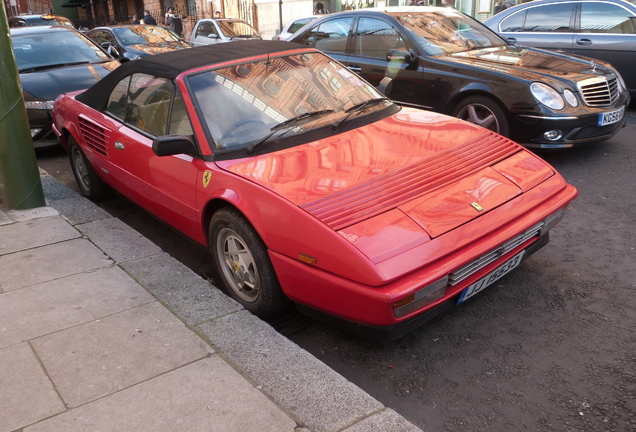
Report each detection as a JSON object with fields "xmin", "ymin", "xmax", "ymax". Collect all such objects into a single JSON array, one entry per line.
[
  {"xmin": 331, "ymin": 97, "xmax": 390, "ymax": 130},
  {"xmin": 246, "ymin": 109, "xmax": 335, "ymax": 155},
  {"xmin": 19, "ymin": 61, "xmax": 91, "ymax": 73}
]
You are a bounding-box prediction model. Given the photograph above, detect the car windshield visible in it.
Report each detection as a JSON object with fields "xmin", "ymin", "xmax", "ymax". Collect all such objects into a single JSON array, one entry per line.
[
  {"xmin": 187, "ymin": 52, "xmax": 389, "ymax": 153},
  {"xmin": 217, "ymin": 20, "xmax": 261, "ymax": 38},
  {"xmin": 112, "ymin": 26, "xmax": 182, "ymax": 45},
  {"xmin": 13, "ymin": 30, "xmax": 112, "ymax": 72},
  {"xmin": 391, "ymin": 10, "xmax": 506, "ymax": 55}
]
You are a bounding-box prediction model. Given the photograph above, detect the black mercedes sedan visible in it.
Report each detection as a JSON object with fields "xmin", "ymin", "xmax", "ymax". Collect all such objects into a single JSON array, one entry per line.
[
  {"xmin": 11, "ymin": 26, "xmax": 120, "ymax": 147},
  {"xmin": 85, "ymin": 25, "xmax": 191, "ymax": 62},
  {"xmin": 484, "ymin": 0, "xmax": 636, "ymax": 99},
  {"xmin": 288, "ymin": 7, "xmax": 630, "ymax": 149}
]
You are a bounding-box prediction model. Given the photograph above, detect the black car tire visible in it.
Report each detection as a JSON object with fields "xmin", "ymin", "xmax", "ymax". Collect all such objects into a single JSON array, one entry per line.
[
  {"xmin": 68, "ymin": 137, "xmax": 111, "ymax": 201},
  {"xmin": 452, "ymin": 95, "xmax": 510, "ymax": 137},
  {"xmin": 209, "ymin": 207, "xmax": 292, "ymax": 319}
]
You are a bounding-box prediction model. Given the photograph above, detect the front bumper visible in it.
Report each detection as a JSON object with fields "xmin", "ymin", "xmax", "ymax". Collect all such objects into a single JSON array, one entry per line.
[
  {"xmin": 511, "ymin": 107, "xmax": 628, "ymax": 148},
  {"xmin": 296, "ymin": 233, "xmax": 550, "ymax": 341}
]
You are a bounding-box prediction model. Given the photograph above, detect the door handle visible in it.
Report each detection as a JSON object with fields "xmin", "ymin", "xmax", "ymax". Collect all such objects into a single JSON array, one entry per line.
[
  {"xmin": 576, "ymin": 38, "xmax": 593, "ymax": 46},
  {"xmin": 348, "ymin": 66, "xmax": 362, "ymax": 73},
  {"xmin": 506, "ymin": 37, "xmax": 517, "ymax": 44}
]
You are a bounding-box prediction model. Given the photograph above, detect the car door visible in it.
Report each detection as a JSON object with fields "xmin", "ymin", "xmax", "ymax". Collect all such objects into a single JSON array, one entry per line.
[
  {"xmin": 344, "ymin": 16, "xmax": 437, "ymax": 111},
  {"xmin": 104, "ymin": 73, "xmax": 203, "ymax": 235},
  {"xmin": 574, "ymin": 1, "xmax": 636, "ymax": 92},
  {"xmin": 497, "ymin": 2, "xmax": 576, "ymax": 50}
]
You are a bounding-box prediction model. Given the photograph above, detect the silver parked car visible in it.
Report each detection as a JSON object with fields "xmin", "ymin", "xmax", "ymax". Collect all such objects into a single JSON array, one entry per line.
[
  {"xmin": 484, "ymin": 0, "xmax": 636, "ymax": 97},
  {"xmin": 189, "ymin": 18, "xmax": 262, "ymax": 46}
]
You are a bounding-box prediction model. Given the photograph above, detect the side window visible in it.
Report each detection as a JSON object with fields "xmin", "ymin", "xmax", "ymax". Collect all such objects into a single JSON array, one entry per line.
[
  {"xmin": 197, "ymin": 22, "xmax": 217, "ymax": 37},
  {"xmin": 90, "ymin": 30, "xmax": 115, "ymax": 45},
  {"xmin": 523, "ymin": 4, "xmax": 574, "ymax": 32},
  {"xmin": 106, "ymin": 73, "xmax": 174, "ymax": 137},
  {"xmin": 581, "ymin": 3, "xmax": 636, "ymax": 34},
  {"xmin": 354, "ymin": 18, "xmax": 405, "ymax": 58},
  {"xmin": 168, "ymin": 91, "xmax": 194, "ymax": 135},
  {"xmin": 499, "ymin": 11, "xmax": 525, "ymax": 32},
  {"xmin": 289, "ymin": 18, "xmax": 313, "ymax": 34},
  {"xmin": 106, "ymin": 76, "xmax": 130, "ymax": 120},
  {"xmin": 296, "ymin": 18, "xmax": 352, "ymax": 53}
]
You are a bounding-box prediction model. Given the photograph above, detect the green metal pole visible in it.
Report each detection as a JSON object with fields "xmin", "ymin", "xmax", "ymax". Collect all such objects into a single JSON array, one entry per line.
[{"xmin": 0, "ymin": 2, "xmax": 46, "ymax": 210}]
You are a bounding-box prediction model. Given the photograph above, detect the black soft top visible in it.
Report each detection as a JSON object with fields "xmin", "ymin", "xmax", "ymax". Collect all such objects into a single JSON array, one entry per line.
[{"xmin": 76, "ymin": 40, "xmax": 307, "ymax": 111}]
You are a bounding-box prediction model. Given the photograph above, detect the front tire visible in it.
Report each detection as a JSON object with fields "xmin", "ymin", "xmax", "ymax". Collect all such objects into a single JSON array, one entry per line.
[
  {"xmin": 209, "ymin": 207, "xmax": 291, "ymax": 320},
  {"xmin": 68, "ymin": 137, "xmax": 111, "ymax": 201},
  {"xmin": 452, "ymin": 95, "xmax": 510, "ymax": 137}
]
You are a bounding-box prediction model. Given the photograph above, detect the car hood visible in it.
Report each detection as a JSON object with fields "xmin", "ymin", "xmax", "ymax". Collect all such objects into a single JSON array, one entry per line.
[
  {"xmin": 444, "ymin": 45, "xmax": 608, "ymax": 81},
  {"xmin": 19, "ymin": 60, "xmax": 120, "ymax": 101},
  {"xmin": 219, "ymin": 109, "xmax": 554, "ymax": 254}
]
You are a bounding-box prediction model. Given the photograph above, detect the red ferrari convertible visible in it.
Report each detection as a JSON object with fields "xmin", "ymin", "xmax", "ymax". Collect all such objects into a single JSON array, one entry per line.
[{"xmin": 53, "ymin": 40, "xmax": 577, "ymax": 339}]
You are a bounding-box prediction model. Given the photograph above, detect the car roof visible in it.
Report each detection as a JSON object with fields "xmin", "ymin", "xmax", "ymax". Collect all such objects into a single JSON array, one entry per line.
[
  {"xmin": 9, "ymin": 25, "xmax": 78, "ymax": 35},
  {"xmin": 294, "ymin": 6, "xmax": 459, "ymax": 23},
  {"xmin": 76, "ymin": 40, "xmax": 307, "ymax": 110},
  {"xmin": 484, "ymin": 0, "xmax": 636, "ymax": 24},
  {"xmin": 197, "ymin": 18, "xmax": 249, "ymax": 23}
]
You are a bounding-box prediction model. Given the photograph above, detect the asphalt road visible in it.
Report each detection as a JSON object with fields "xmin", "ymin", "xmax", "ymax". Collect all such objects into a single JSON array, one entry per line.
[{"xmin": 36, "ymin": 111, "xmax": 636, "ymax": 432}]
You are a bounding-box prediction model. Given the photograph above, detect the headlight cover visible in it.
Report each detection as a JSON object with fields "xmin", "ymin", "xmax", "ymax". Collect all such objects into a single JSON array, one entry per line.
[
  {"xmin": 615, "ymin": 72, "xmax": 627, "ymax": 92},
  {"xmin": 25, "ymin": 100, "xmax": 55, "ymax": 110},
  {"xmin": 531, "ymin": 82, "xmax": 565, "ymax": 110},
  {"xmin": 563, "ymin": 89, "xmax": 578, "ymax": 107}
]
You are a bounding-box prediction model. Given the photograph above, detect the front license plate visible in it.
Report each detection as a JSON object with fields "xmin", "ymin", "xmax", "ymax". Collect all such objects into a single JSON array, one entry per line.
[
  {"xmin": 598, "ymin": 107, "xmax": 625, "ymax": 127},
  {"xmin": 457, "ymin": 251, "xmax": 526, "ymax": 304}
]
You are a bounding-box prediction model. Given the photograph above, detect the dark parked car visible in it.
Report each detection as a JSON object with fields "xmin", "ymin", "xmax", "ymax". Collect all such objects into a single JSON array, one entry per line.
[
  {"xmin": 289, "ymin": 7, "xmax": 630, "ymax": 149},
  {"xmin": 9, "ymin": 14, "xmax": 75, "ymax": 28},
  {"xmin": 11, "ymin": 26, "xmax": 120, "ymax": 147},
  {"xmin": 484, "ymin": 0, "xmax": 636, "ymax": 98},
  {"xmin": 86, "ymin": 25, "xmax": 191, "ymax": 62},
  {"xmin": 189, "ymin": 18, "xmax": 262, "ymax": 46}
]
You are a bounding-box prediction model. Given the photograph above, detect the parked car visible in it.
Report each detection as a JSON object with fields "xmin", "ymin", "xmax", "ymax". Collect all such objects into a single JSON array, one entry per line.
[
  {"xmin": 288, "ymin": 7, "xmax": 629, "ymax": 149},
  {"xmin": 11, "ymin": 26, "xmax": 120, "ymax": 147},
  {"xmin": 52, "ymin": 40, "xmax": 577, "ymax": 339},
  {"xmin": 86, "ymin": 25, "xmax": 191, "ymax": 62},
  {"xmin": 189, "ymin": 18, "xmax": 262, "ymax": 46},
  {"xmin": 484, "ymin": 0, "xmax": 636, "ymax": 98},
  {"xmin": 9, "ymin": 14, "xmax": 75, "ymax": 28},
  {"xmin": 273, "ymin": 15, "xmax": 320, "ymax": 41}
]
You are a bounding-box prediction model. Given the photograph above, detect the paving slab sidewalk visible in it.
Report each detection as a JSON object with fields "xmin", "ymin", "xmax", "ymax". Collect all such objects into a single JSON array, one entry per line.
[{"xmin": 0, "ymin": 170, "xmax": 424, "ymax": 432}]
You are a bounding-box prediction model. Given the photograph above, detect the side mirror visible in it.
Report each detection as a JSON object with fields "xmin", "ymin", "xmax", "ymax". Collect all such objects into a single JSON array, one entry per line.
[
  {"xmin": 102, "ymin": 43, "xmax": 120, "ymax": 59},
  {"xmin": 207, "ymin": 33, "xmax": 219, "ymax": 39},
  {"xmin": 386, "ymin": 48, "xmax": 417, "ymax": 66},
  {"xmin": 152, "ymin": 135, "xmax": 198, "ymax": 156}
]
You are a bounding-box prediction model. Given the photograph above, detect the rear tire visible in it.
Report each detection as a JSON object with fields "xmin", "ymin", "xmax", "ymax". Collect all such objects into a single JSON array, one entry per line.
[
  {"xmin": 68, "ymin": 137, "xmax": 111, "ymax": 201},
  {"xmin": 209, "ymin": 207, "xmax": 292, "ymax": 320},
  {"xmin": 452, "ymin": 95, "xmax": 510, "ymax": 137}
]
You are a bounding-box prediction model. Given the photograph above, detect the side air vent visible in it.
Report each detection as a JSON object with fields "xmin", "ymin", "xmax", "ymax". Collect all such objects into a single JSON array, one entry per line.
[{"xmin": 78, "ymin": 116, "xmax": 110, "ymax": 158}]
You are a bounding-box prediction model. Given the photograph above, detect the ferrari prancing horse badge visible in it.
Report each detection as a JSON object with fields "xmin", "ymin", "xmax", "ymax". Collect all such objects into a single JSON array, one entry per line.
[{"xmin": 203, "ymin": 171, "xmax": 212, "ymax": 188}]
